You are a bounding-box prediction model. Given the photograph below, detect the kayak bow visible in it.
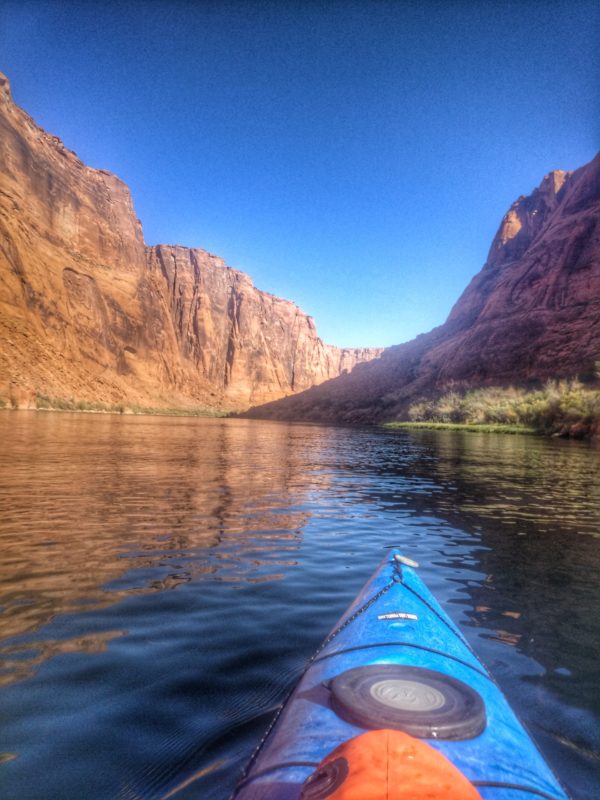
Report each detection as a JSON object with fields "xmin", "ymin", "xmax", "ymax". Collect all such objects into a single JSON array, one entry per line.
[{"xmin": 233, "ymin": 550, "xmax": 569, "ymax": 800}]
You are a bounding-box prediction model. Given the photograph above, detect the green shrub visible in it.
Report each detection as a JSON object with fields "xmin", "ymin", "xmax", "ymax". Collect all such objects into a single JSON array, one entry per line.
[{"xmin": 404, "ymin": 380, "xmax": 600, "ymax": 438}]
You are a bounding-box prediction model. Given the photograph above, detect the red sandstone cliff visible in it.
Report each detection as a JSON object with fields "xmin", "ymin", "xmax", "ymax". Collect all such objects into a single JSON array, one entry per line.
[
  {"xmin": 249, "ymin": 153, "xmax": 600, "ymax": 422},
  {"xmin": 0, "ymin": 73, "xmax": 380, "ymax": 411}
]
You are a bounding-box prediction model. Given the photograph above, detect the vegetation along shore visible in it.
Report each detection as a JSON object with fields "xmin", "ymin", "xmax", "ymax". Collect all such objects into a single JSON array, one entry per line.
[
  {"xmin": 385, "ymin": 381, "xmax": 600, "ymax": 439},
  {"xmin": 0, "ymin": 393, "xmax": 225, "ymax": 418}
]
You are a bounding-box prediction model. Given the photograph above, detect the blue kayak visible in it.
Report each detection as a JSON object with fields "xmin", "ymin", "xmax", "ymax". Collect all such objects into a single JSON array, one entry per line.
[{"xmin": 232, "ymin": 550, "xmax": 569, "ymax": 800}]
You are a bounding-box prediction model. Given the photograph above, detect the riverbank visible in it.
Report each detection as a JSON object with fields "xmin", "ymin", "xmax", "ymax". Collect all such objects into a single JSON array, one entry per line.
[
  {"xmin": 385, "ymin": 381, "xmax": 600, "ymax": 440},
  {"xmin": 384, "ymin": 421, "xmax": 537, "ymax": 435},
  {"xmin": 0, "ymin": 394, "xmax": 226, "ymax": 417}
]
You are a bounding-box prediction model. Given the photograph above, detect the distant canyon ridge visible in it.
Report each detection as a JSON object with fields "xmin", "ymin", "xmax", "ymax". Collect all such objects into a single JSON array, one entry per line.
[
  {"xmin": 0, "ymin": 70, "xmax": 598, "ymax": 419},
  {"xmin": 0, "ymin": 72, "xmax": 380, "ymax": 412},
  {"xmin": 249, "ymin": 151, "xmax": 600, "ymax": 422}
]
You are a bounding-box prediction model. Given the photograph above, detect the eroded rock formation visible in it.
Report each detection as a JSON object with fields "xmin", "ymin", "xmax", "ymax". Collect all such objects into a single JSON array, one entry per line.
[
  {"xmin": 0, "ymin": 72, "xmax": 380, "ymax": 411},
  {"xmin": 249, "ymin": 152, "xmax": 600, "ymax": 422}
]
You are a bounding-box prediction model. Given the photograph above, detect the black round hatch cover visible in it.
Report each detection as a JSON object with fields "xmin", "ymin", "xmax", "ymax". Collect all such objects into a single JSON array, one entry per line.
[
  {"xmin": 300, "ymin": 757, "xmax": 349, "ymax": 799},
  {"xmin": 329, "ymin": 664, "xmax": 486, "ymax": 740}
]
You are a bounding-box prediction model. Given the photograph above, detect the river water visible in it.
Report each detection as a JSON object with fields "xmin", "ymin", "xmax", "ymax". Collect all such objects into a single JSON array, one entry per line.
[{"xmin": 0, "ymin": 411, "xmax": 599, "ymax": 799}]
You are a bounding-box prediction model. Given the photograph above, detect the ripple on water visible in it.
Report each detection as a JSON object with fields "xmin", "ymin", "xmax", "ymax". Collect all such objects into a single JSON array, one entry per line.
[{"xmin": 0, "ymin": 414, "xmax": 598, "ymax": 799}]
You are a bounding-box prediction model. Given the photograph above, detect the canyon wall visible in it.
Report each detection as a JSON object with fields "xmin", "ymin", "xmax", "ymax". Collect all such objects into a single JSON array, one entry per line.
[
  {"xmin": 249, "ymin": 152, "xmax": 600, "ymax": 422},
  {"xmin": 0, "ymin": 73, "xmax": 380, "ymax": 411}
]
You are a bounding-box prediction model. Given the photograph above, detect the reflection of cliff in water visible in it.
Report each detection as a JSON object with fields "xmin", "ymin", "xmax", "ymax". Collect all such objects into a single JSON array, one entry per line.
[{"xmin": 0, "ymin": 414, "xmax": 320, "ymax": 683}]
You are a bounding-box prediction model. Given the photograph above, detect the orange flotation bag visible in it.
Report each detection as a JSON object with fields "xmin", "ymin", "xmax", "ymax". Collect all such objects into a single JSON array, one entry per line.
[{"xmin": 300, "ymin": 729, "xmax": 482, "ymax": 799}]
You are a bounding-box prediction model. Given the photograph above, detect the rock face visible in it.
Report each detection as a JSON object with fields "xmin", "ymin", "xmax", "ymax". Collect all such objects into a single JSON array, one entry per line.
[
  {"xmin": 249, "ymin": 152, "xmax": 600, "ymax": 423},
  {"xmin": 145, "ymin": 244, "xmax": 381, "ymax": 408},
  {"xmin": 0, "ymin": 73, "xmax": 380, "ymax": 411}
]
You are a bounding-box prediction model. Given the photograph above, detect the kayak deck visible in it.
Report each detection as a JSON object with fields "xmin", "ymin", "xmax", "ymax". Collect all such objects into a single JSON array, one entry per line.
[{"xmin": 233, "ymin": 550, "xmax": 569, "ymax": 799}]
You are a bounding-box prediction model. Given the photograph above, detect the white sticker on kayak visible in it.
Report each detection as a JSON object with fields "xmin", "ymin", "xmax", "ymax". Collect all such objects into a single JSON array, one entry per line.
[{"xmin": 378, "ymin": 612, "xmax": 418, "ymax": 621}]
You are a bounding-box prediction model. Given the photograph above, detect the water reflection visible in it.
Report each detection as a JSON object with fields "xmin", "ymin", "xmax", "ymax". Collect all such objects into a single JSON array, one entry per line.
[
  {"xmin": 0, "ymin": 414, "xmax": 315, "ymax": 682},
  {"xmin": 0, "ymin": 414, "xmax": 598, "ymax": 799},
  {"xmin": 381, "ymin": 431, "xmax": 600, "ymax": 693}
]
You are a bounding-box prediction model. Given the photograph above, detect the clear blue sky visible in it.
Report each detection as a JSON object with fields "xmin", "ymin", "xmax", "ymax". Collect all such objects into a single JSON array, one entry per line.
[{"xmin": 1, "ymin": 1, "xmax": 598, "ymax": 348}]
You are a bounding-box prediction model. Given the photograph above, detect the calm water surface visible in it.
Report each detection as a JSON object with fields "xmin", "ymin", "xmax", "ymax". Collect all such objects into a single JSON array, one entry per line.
[{"xmin": 0, "ymin": 412, "xmax": 599, "ymax": 799}]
